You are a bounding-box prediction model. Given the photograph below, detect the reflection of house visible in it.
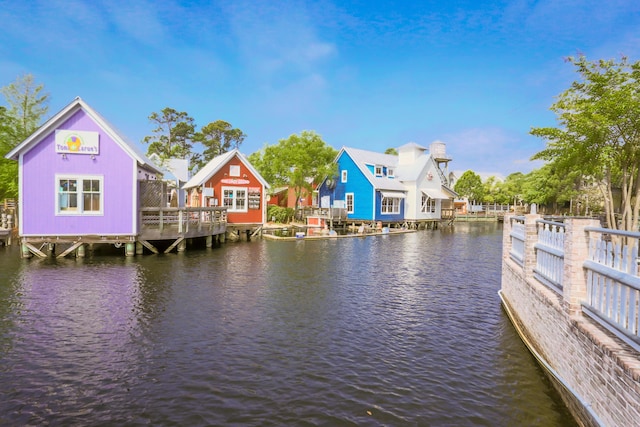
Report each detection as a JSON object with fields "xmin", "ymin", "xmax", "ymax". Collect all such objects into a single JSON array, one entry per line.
[
  {"xmin": 317, "ymin": 141, "xmax": 456, "ymax": 225},
  {"xmin": 182, "ymin": 149, "xmax": 269, "ymax": 231},
  {"xmin": 4, "ymin": 97, "xmax": 164, "ymax": 257}
]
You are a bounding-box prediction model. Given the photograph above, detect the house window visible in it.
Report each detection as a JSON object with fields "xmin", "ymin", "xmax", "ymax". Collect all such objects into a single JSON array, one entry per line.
[
  {"xmin": 341, "ymin": 170, "xmax": 348, "ymax": 183},
  {"xmin": 346, "ymin": 193, "xmax": 354, "ymax": 214},
  {"xmin": 222, "ymin": 187, "xmax": 247, "ymax": 212},
  {"xmin": 229, "ymin": 165, "xmax": 241, "ymax": 177},
  {"xmin": 375, "ymin": 165, "xmax": 383, "ymax": 177},
  {"xmin": 421, "ymin": 193, "xmax": 436, "ymax": 213},
  {"xmin": 56, "ymin": 175, "xmax": 103, "ymax": 215},
  {"xmin": 381, "ymin": 196, "xmax": 401, "ymax": 214},
  {"xmin": 387, "ymin": 168, "xmax": 394, "ymax": 178}
]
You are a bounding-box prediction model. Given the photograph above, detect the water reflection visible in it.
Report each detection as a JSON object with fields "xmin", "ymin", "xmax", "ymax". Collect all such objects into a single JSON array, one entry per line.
[{"xmin": 0, "ymin": 224, "xmax": 576, "ymax": 425}]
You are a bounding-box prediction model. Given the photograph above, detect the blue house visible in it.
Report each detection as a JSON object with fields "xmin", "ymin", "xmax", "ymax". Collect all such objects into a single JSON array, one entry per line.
[
  {"xmin": 318, "ymin": 146, "xmax": 407, "ymax": 222},
  {"xmin": 317, "ymin": 142, "xmax": 456, "ymax": 224}
]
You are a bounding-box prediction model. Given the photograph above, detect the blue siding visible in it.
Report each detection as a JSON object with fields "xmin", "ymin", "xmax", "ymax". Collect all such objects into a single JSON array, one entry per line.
[
  {"xmin": 374, "ymin": 191, "xmax": 405, "ymax": 222},
  {"xmin": 318, "ymin": 149, "xmax": 407, "ymax": 222},
  {"xmin": 338, "ymin": 152, "xmax": 374, "ymax": 220},
  {"xmin": 318, "ymin": 151, "xmax": 374, "ymax": 220}
]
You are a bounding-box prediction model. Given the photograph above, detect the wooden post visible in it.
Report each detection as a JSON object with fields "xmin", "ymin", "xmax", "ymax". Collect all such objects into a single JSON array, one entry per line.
[
  {"xmin": 177, "ymin": 239, "xmax": 186, "ymax": 252},
  {"xmin": 21, "ymin": 243, "xmax": 32, "ymax": 258},
  {"xmin": 76, "ymin": 244, "xmax": 85, "ymax": 258},
  {"xmin": 136, "ymin": 241, "xmax": 143, "ymax": 255},
  {"xmin": 206, "ymin": 235, "xmax": 213, "ymax": 247},
  {"xmin": 125, "ymin": 242, "xmax": 135, "ymax": 257}
]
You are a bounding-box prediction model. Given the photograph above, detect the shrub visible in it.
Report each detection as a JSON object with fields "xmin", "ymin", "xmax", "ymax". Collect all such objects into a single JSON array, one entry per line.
[{"xmin": 267, "ymin": 205, "xmax": 295, "ymax": 223}]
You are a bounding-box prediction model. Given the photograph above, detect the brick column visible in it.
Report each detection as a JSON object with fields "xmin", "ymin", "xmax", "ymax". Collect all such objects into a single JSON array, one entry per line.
[
  {"xmin": 523, "ymin": 213, "xmax": 541, "ymax": 281},
  {"xmin": 563, "ymin": 217, "xmax": 599, "ymax": 315}
]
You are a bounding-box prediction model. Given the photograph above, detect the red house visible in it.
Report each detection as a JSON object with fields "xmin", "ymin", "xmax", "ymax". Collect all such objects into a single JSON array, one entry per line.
[{"xmin": 182, "ymin": 149, "xmax": 269, "ymax": 229}]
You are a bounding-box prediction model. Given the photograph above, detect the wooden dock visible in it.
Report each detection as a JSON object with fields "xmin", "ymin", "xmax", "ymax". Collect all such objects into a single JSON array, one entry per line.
[{"xmin": 19, "ymin": 206, "xmax": 228, "ymax": 258}]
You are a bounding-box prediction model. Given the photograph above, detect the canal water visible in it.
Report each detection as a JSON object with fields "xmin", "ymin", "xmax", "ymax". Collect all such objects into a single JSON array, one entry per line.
[{"xmin": 0, "ymin": 222, "xmax": 576, "ymax": 426}]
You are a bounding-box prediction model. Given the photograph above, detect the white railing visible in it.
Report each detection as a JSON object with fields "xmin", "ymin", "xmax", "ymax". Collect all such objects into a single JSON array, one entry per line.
[
  {"xmin": 582, "ymin": 227, "xmax": 640, "ymax": 352},
  {"xmin": 534, "ymin": 219, "xmax": 565, "ymax": 294},
  {"xmin": 509, "ymin": 216, "xmax": 526, "ymax": 266}
]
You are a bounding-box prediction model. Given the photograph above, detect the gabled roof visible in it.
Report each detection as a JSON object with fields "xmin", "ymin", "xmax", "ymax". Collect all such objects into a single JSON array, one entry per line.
[
  {"xmin": 182, "ymin": 149, "xmax": 270, "ymax": 189},
  {"xmin": 5, "ymin": 97, "xmax": 162, "ymax": 174},
  {"xmin": 341, "ymin": 146, "xmax": 406, "ymax": 192}
]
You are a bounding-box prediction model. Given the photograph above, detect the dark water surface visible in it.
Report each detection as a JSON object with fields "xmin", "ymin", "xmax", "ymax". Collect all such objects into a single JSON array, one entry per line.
[{"xmin": 0, "ymin": 222, "xmax": 576, "ymax": 426}]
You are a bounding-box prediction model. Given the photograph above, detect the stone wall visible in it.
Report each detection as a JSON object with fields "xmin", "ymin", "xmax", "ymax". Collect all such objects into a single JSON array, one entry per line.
[{"xmin": 501, "ymin": 214, "xmax": 640, "ymax": 427}]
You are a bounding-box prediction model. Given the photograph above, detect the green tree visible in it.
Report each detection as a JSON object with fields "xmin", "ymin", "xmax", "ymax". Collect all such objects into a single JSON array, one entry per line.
[
  {"xmin": 454, "ymin": 170, "xmax": 484, "ymax": 203},
  {"xmin": 384, "ymin": 147, "xmax": 398, "ymax": 155},
  {"xmin": 194, "ymin": 120, "xmax": 246, "ymax": 169},
  {"xmin": 249, "ymin": 131, "xmax": 337, "ymax": 210},
  {"xmin": 500, "ymin": 172, "xmax": 526, "ymax": 206},
  {"xmin": 1, "ymin": 73, "xmax": 49, "ymax": 141},
  {"xmin": 531, "ymin": 55, "xmax": 640, "ymax": 230},
  {"xmin": 143, "ymin": 108, "xmax": 198, "ymax": 170},
  {"xmin": 0, "ymin": 74, "xmax": 50, "ymax": 200},
  {"xmin": 481, "ymin": 176, "xmax": 501, "ymax": 204}
]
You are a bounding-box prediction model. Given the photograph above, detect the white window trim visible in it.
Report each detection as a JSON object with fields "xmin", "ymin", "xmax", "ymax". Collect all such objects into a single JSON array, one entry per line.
[
  {"xmin": 341, "ymin": 170, "xmax": 348, "ymax": 183},
  {"xmin": 346, "ymin": 192, "xmax": 354, "ymax": 214},
  {"xmin": 375, "ymin": 165, "xmax": 383, "ymax": 177},
  {"xmin": 229, "ymin": 165, "xmax": 241, "ymax": 177},
  {"xmin": 387, "ymin": 168, "xmax": 395, "ymax": 178},
  {"xmin": 421, "ymin": 193, "xmax": 436, "ymax": 213},
  {"xmin": 381, "ymin": 196, "xmax": 401, "ymax": 215},
  {"xmin": 222, "ymin": 186, "xmax": 248, "ymax": 212},
  {"xmin": 55, "ymin": 174, "xmax": 104, "ymax": 216}
]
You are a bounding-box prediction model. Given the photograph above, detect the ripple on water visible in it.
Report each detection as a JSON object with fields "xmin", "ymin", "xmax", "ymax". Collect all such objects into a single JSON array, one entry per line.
[{"xmin": 0, "ymin": 223, "xmax": 576, "ymax": 426}]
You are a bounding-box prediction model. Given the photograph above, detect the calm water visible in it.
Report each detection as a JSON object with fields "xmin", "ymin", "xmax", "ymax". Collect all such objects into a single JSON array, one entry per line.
[{"xmin": 0, "ymin": 222, "xmax": 576, "ymax": 426}]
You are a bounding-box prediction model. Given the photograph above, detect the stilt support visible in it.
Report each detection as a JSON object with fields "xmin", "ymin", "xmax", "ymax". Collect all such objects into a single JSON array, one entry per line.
[
  {"xmin": 125, "ymin": 242, "xmax": 135, "ymax": 257},
  {"xmin": 165, "ymin": 237, "xmax": 185, "ymax": 254},
  {"xmin": 23, "ymin": 242, "xmax": 46, "ymax": 258},
  {"xmin": 57, "ymin": 241, "xmax": 84, "ymax": 258},
  {"xmin": 138, "ymin": 239, "xmax": 159, "ymax": 254}
]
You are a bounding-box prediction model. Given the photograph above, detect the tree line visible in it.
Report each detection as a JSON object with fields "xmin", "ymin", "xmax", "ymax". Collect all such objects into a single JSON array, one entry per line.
[
  {"xmin": 455, "ymin": 55, "xmax": 640, "ymax": 230},
  {"xmin": 2, "ymin": 55, "xmax": 640, "ymax": 230}
]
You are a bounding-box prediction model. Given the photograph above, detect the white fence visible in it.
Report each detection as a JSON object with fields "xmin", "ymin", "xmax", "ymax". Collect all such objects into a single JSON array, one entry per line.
[
  {"xmin": 506, "ymin": 215, "xmax": 640, "ymax": 353},
  {"xmin": 582, "ymin": 227, "xmax": 640, "ymax": 352}
]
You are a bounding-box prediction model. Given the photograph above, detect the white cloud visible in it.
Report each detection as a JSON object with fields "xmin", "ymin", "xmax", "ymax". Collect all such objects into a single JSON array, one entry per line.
[{"xmin": 443, "ymin": 127, "xmax": 544, "ymax": 176}]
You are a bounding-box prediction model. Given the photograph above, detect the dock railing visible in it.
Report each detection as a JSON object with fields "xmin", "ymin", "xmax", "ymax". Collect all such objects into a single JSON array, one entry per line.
[
  {"xmin": 140, "ymin": 206, "xmax": 227, "ymax": 236},
  {"xmin": 504, "ymin": 213, "xmax": 640, "ymax": 353}
]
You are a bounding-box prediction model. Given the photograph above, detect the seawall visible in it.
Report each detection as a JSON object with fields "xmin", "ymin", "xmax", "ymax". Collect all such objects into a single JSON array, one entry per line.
[{"xmin": 500, "ymin": 214, "xmax": 640, "ymax": 427}]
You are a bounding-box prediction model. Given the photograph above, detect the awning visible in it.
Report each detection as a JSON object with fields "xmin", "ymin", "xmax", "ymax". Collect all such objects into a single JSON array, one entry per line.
[
  {"xmin": 421, "ymin": 188, "xmax": 451, "ymax": 199},
  {"xmin": 380, "ymin": 191, "xmax": 406, "ymax": 199}
]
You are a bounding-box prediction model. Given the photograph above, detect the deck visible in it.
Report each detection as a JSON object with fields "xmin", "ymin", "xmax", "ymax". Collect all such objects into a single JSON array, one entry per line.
[
  {"xmin": 139, "ymin": 206, "xmax": 227, "ymax": 240},
  {"xmin": 18, "ymin": 206, "xmax": 228, "ymax": 258}
]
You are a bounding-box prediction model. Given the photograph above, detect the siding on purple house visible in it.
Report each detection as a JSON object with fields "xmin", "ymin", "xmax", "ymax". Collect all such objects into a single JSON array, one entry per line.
[{"xmin": 6, "ymin": 97, "xmax": 161, "ymax": 238}]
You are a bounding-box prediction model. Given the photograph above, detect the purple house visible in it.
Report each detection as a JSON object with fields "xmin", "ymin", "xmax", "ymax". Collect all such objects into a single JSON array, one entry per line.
[{"xmin": 5, "ymin": 97, "xmax": 163, "ymax": 258}]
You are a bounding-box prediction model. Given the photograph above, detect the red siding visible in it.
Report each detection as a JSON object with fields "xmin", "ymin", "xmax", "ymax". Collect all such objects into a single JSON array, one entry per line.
[{"xmin": 188, "ymin": 154, "xmax": 265, "ymax": 224}]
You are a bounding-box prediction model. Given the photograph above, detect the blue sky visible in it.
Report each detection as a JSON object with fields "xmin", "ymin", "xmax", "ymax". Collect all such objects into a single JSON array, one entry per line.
[{"xmin": 1, "ymin": 0, "xmax": 639, "ymax": 178}]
